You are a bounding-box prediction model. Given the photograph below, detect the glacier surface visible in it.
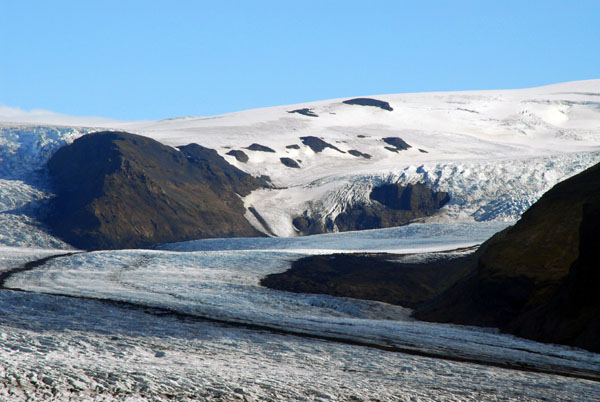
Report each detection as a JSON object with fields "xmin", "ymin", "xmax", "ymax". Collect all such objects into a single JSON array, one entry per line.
[{"xmin": 1, "ymin": 81, "xmax": 600, "ymax": 400}]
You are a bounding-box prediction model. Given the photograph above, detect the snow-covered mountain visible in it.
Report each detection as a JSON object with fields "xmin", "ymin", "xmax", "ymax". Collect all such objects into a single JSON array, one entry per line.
[{"xmin": 1, "ymin": 80, "xmax": 600, "ymax": 244}]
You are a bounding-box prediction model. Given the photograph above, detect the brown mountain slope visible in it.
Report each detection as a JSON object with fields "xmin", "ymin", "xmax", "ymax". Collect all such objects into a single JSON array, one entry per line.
[
  {"xmin": 416, "ymin": 161, "xmax": 600, "ymax": 352},
  {"xmin": 44, "ymin": 131, "xmax": 267, "ymax": 250}
]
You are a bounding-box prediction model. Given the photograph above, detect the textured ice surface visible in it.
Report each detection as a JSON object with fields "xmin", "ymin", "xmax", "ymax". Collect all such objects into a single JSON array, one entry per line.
[
  {"xmin": 0, "ymin": 290, "xmax": 598, "ymax": 401},
  {"xmin": 7, "ymin": 225, "xmax": 600, "ymax": 391},
  {"xmin": 158, "ymin": 221, "xmax": 510, "ymax": 253}
]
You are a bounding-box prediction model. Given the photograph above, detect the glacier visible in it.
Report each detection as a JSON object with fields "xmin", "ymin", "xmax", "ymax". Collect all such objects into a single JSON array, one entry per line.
[{"xmin": 0, "ymin": 80, "xmax": 600, "ymax": 400}]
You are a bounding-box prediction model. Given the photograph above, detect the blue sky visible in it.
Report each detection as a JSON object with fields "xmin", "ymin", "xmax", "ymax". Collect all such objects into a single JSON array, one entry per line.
[{"xmin": 1, "ymin": 1, "xmax": 598, "ymax": 120}]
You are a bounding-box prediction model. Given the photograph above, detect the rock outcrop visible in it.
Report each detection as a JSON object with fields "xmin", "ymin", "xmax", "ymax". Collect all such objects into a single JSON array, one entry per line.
[
  {"xmin": 348, "ymin": 150, "xmax": 372, "ymax": 159},
  {"xmin": 246, "ymin": 143, "xmax": 276, "ymax": 153},
  {"xmin": 300, "ymin": 136, "xmax": 345, "ymax": 153},
  {"xmin": 335, "ymin": 182, "xmax": 450, "ymax": 232},
  {"xmin": 382, "ymin": 137, "xmax": 411, "ymax": 152},
  {"xmin": 44, "ymin": 131, "xmax": 267, "ymax": 250},
  {"xmin": 294, "ymin": 182, "xmax": 450, "ymax": 235},
  {"xmin": 280, "ymin": 157, "xmax": 300, "ymax": 168},
  {"xmin": 342, "ymin": 98, "xmax": 393, "ymax": 111},
  {"xmin": 287, "ymin": 108, "xmax": 318, "ymax": 117},
  {"xmin": 226, "ymin": 149, "xmax": 249, "ymax": 163}
]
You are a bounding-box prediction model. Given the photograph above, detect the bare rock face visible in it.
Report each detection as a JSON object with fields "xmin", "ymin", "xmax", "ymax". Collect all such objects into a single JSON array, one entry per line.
[
  {"xmin": 300, "ymin": 136, "xmax": 345, "ymax": 153},
  {"xmin": 416, "ymin": 162, "xmax": 600, "ymax": 352},
  {"xmin": 348, "ymin": 150, "xmax": 372, "ymax": 159},
  {"xmin": 280, "ymin": 157, "xmax": 300, "ymax": 168},
  {"xmin": 370, "ymin": 182, "xmax": 449, "ymax": 211},
  {"xmin": 44, "ymin": 131, "xmax": 267, "ymax": 250},
  {"xmin": 287, "ymin": 108, "xmax": 318, "ymax": 117},
  {"xmin": 342, "ymin": 98, "xmax": 393, "ymax": 111},
  {"xmin": 246, "ymin": 143, "xmax": 276, "ymax": 153},
  {"xmin": 293, "ymin": 183, "xmax": 450, "ymax": 235},
  {"xmin": 226, "ymin": 149, "xmax": 249, "ymax": 163},
  {"xmin": 335, "ymin": 183, "xmax": 450, "ymax": 232},
  {"xmin": 382, "ymin": 137, "xmax": 411, "ymax": 152}
]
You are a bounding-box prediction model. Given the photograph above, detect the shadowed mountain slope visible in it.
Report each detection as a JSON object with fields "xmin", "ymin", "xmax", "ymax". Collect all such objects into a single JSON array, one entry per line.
[{"xmin": 416, "ymin": 162, "xmax": 600, "ymax": 352}]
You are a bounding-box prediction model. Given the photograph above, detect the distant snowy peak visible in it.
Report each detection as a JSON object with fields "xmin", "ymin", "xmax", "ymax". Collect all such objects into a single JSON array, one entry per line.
[{"xmin": 0, "ymin": 106, "xmax": 121, "ymax": 127}]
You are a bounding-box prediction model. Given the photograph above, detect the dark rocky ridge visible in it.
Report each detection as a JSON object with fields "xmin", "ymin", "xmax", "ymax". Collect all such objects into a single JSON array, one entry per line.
[
  {"xmin": 246, "ymin": 143, "xmax": 276, "ymax": 153},
  {"xmin": 287, "ymin": 108, "xmax": 318, "ymax": 117},
  {"xmin": 335, "ymin": 183, "xmax": 450, "ymax": 232},
  {"xmin": 342, "ymin": 98, "xmax": 393, "ymax": 111},
  {"xmin": 293, "ymin": 182, "xmax": 450, "ymax": 235},
  {"xmin": 280, "ymin": 157, "xmax": 300, "ymax": 168},
  {"xmin": 288, "ymin": 107, "xmax": 319, "ymax": 117},
  {"xmin": 371, "ymin": 182, "xmax": 449, "ymax": 211},
  {"xmin": 44, "ymin": 131, "xmax": 267, "ymax": 250},
  {"xmin": 382, "ymin": 137, "xmax": 411, "ymax": 152},
  {"xmin": 415, "ymin": 161, "xmax": 600, "ymax": 352},
  {"xmin": 226, "ymin": 149, "xmax": 249, "ymax": 163},
  {"xmin": 348, "ymin": 150, "xmax": 372, "ymax": 159},
  {"xmin": 300, "ymin": 136, "xmax": 345, "ymax": 153}
]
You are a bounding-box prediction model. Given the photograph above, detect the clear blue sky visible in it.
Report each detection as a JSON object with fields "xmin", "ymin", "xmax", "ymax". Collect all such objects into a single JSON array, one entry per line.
[{"xmin": 1, "ymin": 1, "xmax": 598, "ymax": 120}]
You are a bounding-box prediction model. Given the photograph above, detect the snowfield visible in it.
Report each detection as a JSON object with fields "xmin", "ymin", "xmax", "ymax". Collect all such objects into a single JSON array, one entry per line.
[{"xmin": 0, "ymin": 80, "xmax": 599, "ymax": 400}]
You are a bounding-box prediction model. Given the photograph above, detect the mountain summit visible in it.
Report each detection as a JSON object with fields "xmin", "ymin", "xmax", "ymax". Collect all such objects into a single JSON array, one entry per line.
[{"xmin": 43, "ymin": 131, "xmax": 267, "ymax": 250}]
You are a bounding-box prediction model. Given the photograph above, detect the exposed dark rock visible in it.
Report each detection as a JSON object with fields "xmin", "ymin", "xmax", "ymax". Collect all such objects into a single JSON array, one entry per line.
[
  {"xmin": 357, "ymin": 135, "xmax": 367, "ymax": 138},
  {"xmin": 287, "ymin": 108, "xmax": 318, "ymax": 117},
  {"xmin": 280, "ymin": 157, "xmax": 300, "ymax": 169},
  {"xmin": 416, "ymin": 162, "xmax": 600, "ymax": 352},
  {"xmin": 292, "ymin": 213, "xmax": 328, "ymax": 235},
  {"xmin": 370, "ymin": 182, "xmax": 450, "ymax": 211},
  {"xmin": 43, "ymin": 131, "xmax": 266, "ymax": 250},
  {"xmin": 300, "ymin": 136, "xmax": 345, "ymax": 153},
  {"xmin": 348, "ymin": 150, "xmax": 372, "ymax": 159},
  {"xmin": 246, "ymin": 143, "xmax": 276, "ymax": 153},
  {"xmin": 419, "ymin": 149, "xmax": 428, "ymax": 153},
  {"xmin": 334, "ymin": 205, "xmax": 385, "ymax": 232},
  {"xmin": 294, "ymin": 183, "xmax": 450, "ymax": 235},
  {"xmin": 226, "ymin": 149, "xmax": 249, "ymax": 163},
  {"xmin": 261, "ymin": 252, "xmax": 474, "ymax": 309},
  {"xmin": 286, "ymin": 144, "xmax": 300, "ymax": 149},
  {"xmin": 292, "ymin": 216, "xmax": 312, "ymax": 232},
  {"xmin": 342, "ymin": 98, "xmax": 393, "ymax": 111},
  {"xmin": 382, "ymin": 137, "xmax": 411, "ymax": 152}
]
